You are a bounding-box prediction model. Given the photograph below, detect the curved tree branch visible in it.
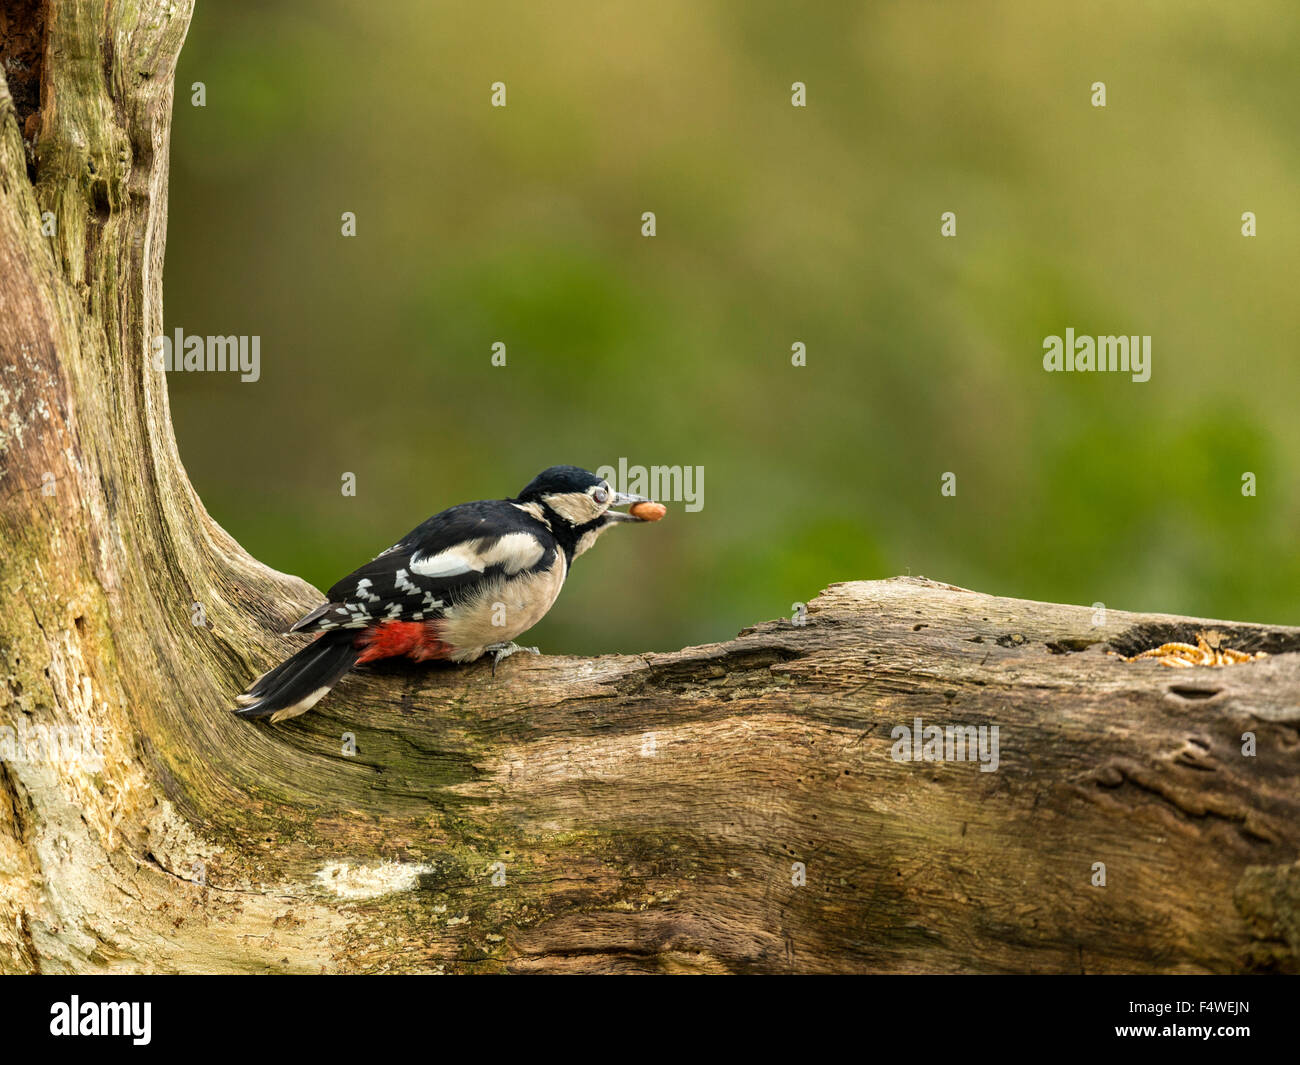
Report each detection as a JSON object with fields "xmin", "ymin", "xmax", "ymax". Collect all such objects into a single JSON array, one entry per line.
[{"xmin": 1, "ymin": 1, "xmax": 1298, "ymax": 974}]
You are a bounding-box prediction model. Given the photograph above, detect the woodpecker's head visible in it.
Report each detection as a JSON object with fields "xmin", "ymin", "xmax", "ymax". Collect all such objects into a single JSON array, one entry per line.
[{"xmin": 515, "ymin": 465, "xmax": 658, "ymax": 558}]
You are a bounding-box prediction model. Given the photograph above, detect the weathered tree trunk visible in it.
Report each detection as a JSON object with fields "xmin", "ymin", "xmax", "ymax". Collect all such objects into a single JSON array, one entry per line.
[{"xmin": 1, "ymin": 1, "xmax": 1298, "ymax": 975}]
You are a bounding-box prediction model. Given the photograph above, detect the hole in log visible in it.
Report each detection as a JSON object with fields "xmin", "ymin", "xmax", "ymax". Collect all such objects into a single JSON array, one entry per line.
[
  {"xmin": 1168, "ymin": 686, "xmax": 1221, "ymax": 701},
  {"xmin": 1046, "ymin": 636, "xmax": 1102, "ymax": 655},
  {"xmin": 91, "ymin": 177, "xmax": 112, "ymax": 222},
  {"xmin": 1107, "ymin": 622, "xmax": 1300, "ymax": 659}
]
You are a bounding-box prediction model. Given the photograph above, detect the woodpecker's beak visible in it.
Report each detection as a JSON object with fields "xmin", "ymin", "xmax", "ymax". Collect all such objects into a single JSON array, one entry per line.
[{"xmin": 606, "ymin": 491, "xmax": 652, "ymax": 522}]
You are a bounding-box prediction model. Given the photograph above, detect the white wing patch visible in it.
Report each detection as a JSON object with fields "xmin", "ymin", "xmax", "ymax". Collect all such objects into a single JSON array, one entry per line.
[
  {"xmin": 410, "ymin": 533, "xmax": 544, "ymax": 579},
  {"xmin": 484, "ymin": 532, "xmax": 547, "ymax": 574},
  {"xmin": 409, "ymin": 544, "xmax": 480, "ymax": 578}
]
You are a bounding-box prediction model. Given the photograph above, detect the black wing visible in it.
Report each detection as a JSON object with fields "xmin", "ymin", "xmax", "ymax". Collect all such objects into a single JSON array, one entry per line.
[{"xmin": 290, "ymin": 500, "xmax": 555, "ymax": 633}]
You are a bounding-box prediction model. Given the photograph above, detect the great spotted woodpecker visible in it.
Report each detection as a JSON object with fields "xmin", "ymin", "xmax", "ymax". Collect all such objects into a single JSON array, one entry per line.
[{"xmin": 235, "ymin": 466, "xmax": 664, "ymax": 722}]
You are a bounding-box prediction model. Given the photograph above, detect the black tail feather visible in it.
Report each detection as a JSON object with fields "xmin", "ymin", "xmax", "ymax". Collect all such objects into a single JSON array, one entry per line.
[{"xmin": 234, "ymin": 635, "xmax": 361, "ymax": 722}]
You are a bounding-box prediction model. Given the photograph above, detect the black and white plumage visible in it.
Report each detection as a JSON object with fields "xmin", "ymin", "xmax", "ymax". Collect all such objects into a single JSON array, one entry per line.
[{"xmin": 235, "ymin": 466, "xmax": 660, "ymax": 723}]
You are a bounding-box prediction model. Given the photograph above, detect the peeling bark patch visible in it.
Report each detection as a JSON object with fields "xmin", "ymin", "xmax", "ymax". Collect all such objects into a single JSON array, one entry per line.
[{"xmin": 314, "ymin": 861, "xmax": 435, "ymax": 900}]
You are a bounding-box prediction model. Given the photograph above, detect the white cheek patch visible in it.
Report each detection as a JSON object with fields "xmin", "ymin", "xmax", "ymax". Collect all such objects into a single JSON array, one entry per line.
[
  {"xmin": 544, "ymin": 491, "xmax": 600, "ymax": 525},
  {"xmin": 410, "ymin": 533, "xmax": 545, "ymax": 579}
]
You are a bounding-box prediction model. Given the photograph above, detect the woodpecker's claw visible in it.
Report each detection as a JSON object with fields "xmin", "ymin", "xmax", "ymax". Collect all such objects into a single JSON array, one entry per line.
[{"xmin": 487, "ymin": 642, "xmax": 540, "ymax": 675}]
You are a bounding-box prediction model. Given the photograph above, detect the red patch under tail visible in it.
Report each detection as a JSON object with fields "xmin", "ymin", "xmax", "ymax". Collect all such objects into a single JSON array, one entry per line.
[{"xmin": 354, "ymin": 620, "xmax": 451, "ymax": 665}]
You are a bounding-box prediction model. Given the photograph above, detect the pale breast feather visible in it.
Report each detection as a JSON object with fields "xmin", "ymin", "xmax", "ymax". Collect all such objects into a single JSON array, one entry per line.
[{"xmin": 439, "ymin": 549, "xmax": 568, "ymax": 659}]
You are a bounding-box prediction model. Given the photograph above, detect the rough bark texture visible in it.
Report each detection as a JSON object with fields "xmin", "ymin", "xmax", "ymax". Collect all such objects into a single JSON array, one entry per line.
[{"xmin": 2, "ymin": 1, "xmax": 1298, "ymax": 975}]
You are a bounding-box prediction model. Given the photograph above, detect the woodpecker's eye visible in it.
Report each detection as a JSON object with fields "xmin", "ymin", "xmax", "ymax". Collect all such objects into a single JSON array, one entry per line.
[{"xmin": 593, "ymin": 487, "xmax": 609, "ymax": 505}]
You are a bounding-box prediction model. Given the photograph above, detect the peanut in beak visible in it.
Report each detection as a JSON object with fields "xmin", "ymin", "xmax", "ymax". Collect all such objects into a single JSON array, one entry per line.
[{"xmin": 629, "ymin": 501, "xmax": 667, "ymax": 522}]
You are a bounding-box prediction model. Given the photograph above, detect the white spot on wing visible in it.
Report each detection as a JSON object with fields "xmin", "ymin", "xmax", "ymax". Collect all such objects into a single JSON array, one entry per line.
[
  {"xmin": 410, "ymin": 533, "xmax": 544, "ymax": 579},
  {"xmin": 485, "ymin": 532, "xmax": 546, "ymax": 574},
  {"xmin": 410, "ymin": 544, "xmax": 480, "ymax": 578}
]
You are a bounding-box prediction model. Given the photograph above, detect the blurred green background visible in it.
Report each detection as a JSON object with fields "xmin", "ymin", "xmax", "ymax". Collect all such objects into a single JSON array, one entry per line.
[{"xmin": 166, "ymin": 0, "xmax": 1300, "ymax": 654}]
